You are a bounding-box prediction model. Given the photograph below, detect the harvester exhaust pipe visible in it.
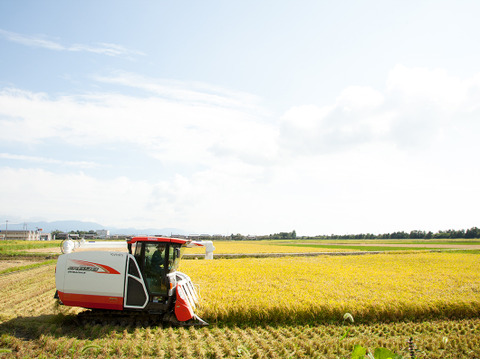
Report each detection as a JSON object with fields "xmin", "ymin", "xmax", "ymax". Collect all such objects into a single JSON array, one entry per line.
[{"xmin": 60, "ymin": 239, "xmax": 80, "ymax": 254}]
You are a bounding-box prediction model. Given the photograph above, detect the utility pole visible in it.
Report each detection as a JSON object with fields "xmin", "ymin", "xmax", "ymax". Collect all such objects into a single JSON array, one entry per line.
[{"xmin": 5, "ymin": 220, "xmax": 8, "ymax": 241}]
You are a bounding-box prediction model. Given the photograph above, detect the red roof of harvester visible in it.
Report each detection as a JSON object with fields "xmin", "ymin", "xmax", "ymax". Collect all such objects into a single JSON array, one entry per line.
[{"xmin": 127, "ymin": 236, "xmax": 189, "ymax": 245}]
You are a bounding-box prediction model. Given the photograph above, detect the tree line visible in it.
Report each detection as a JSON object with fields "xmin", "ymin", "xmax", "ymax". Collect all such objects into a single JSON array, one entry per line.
[
  {"xmin": 49, "ymin": 227, "xmax": 479, "ymax": 241},
  {"xmin": 307, "ymin": 227, "xmax": 480, "ymax": 240},
  {"xmin": 227, "ymin": 227, "xmax": 480, "ymax": 240}
]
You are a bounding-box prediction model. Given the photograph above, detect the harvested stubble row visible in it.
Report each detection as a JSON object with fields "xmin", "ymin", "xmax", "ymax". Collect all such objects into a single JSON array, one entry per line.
[
  {"xmin": 0, "ymin": 265, "xmax": 78, "ymax": 322},
  {"xmin": 1, "ymin": 318, "xmax": 479, "ymax": 358}
]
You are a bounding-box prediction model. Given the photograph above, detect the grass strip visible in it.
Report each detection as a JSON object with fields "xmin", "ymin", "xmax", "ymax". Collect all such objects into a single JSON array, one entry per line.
[
  {"xmin": 386, "ymin": 240, "xmax": 480, "ymax": 245},
  {"xmin": 276, "ymin": 244, "xmax": 446, "ymax": 251},
  {"xmin": 443, "ymin": 249, "xmax": 480, "ymax": 254},
  {"xmin": 0, "ymin": 243, "xmax": 60, "ymax": 252},
  {"xmin": 0, "ymin": 259, "xmax": 57, "ymax": 275},
  {"xmin": 290, "ymin": 239, "xmax": 480, "ymax": 245},
  {"xmin": 0, "ymin": 252, "xmax": 58, "ymax": 260}
]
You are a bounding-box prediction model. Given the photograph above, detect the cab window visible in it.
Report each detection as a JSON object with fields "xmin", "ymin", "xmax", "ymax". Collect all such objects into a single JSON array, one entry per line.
[
  {"xmin": 169, "ymin": 245, "xmax": 185, "ymax": 272},
  {"xmin": 143, "ymin": 243, "xmax": 168, "ymax": 295}
]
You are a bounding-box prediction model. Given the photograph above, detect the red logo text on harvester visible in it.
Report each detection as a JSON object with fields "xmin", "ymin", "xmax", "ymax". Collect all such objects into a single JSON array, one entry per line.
[{"xmin": 67, "ymin": 259, "xmax": 120, "ymax": 275}]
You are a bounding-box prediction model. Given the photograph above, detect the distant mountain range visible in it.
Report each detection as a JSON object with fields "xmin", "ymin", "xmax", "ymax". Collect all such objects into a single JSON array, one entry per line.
[{"xmin": 5, "ymin": 220, "xmax": 188, "ymax": 236}]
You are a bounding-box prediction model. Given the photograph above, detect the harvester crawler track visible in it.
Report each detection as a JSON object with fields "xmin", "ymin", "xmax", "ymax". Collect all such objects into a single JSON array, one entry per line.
[{"xmin": 74, "ymin": 309, "xmax": 208, "ymax": 327}]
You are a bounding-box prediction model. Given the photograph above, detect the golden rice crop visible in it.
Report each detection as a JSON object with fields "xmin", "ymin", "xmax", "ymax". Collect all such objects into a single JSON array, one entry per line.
[{"xmin": 180, "ymin": 252, "xmax": 480, "ymax": 324}]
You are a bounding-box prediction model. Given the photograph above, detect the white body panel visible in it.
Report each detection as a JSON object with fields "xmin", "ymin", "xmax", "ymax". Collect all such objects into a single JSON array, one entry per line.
[{"xmin": 56, "ymin": 251, "xmax": 127, "ymax": 298}]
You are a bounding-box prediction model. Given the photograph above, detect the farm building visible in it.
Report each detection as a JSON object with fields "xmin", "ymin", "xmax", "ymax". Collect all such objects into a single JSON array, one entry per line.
[{"xmin": 0, "ymin": 230, "xmax": 51, "ymax": 241}]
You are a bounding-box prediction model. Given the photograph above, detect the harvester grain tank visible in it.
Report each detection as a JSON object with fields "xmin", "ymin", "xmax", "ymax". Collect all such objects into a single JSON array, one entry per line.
[{"xmin": 54, "ymin": 236, "xmax": 215, "ymax": 326}]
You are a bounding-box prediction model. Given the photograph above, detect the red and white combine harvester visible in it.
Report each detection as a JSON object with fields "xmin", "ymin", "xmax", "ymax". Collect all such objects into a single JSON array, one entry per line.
[{"xmin": 54, "ymin": 236, "xmax": 215, "ymax": 326}]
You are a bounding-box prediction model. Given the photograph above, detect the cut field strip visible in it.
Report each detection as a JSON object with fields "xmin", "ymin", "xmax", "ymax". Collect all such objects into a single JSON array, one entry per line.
[{"xmin": 184, "ymin": 251, "xmax": 384, "ymax": 259}]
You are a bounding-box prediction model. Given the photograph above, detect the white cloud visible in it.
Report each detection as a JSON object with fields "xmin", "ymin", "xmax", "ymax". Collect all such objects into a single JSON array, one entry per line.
[
  {"xmin": 0, "ymin": 29, "xmax": 64, "ymax": 50},
  {"xmin": 0, "ymin": 29, "xmax": 144, "ymax": 58},
  {"xmin": 0, "ymin": 82, "xmax": 276, "ymax": 169},
  {"xmin": 0, "ymin": 66, "xmax": 479, "ymax": 234},
  {"xmin": 2, "ymin": 138, "xmax": 478, "ymax": 235},
  {"xmin": 0, "ymin": 165, "xmax": 277, "ymax": 232},
  {"xmin": 336, "ymin": 86, "xmax": 384, "ymax": 111},
  {"xmin": 0, "ymin": 153, "xmax": 98, "ymax": 168},
  {"xmin": 0, "ymin": 168, "xmax": 154, "ymax": 227},
  {"xmin": 92, "ymin": 72, "xmax": 263, "ymax": 111},
  {"xmin": 386, "ymin": 64, "xmax": 469, "ymax": 109},
  {"xmin": 69, "ymin": 42, "xmax": 144, "ymax": 57},
  {"xmin": 280, "ymin": 65, "xmax": 480, "ymax": 155}
]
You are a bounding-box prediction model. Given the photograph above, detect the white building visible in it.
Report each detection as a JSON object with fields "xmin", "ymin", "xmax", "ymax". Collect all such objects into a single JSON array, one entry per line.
[
  {"xmin": 97, "ymin": 229, "xmax": 110, "ymax": 239},
  {"xmin": 0, "ymin": 230, "xmax": 51, "ymax": 241}
]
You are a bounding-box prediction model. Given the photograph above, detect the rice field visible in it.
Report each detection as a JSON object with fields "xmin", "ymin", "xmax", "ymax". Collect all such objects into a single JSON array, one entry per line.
[
  {"xmin": 0, "ymin": 242, "xmax": 479, "ymax": 358},
  {"xmin": 184, "ymin": 240, "xmax": 359, "ymax": 255},
  {"xmin": 184, "ymin": 253, "xmax": 480, "ymax": 325},
  {"xmin": 183, "ymin": 239, "xmax": 480, "ymax": 255}
]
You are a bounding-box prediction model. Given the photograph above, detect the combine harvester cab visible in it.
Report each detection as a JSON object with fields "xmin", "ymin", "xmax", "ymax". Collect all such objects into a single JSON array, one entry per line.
[{"xmin": 55, "ymin": 236, "xmax": 214, "ymax": 326}]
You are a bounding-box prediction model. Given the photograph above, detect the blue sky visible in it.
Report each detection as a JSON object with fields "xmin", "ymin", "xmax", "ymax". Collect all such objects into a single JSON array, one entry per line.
[{"xmin": 1, "ymin": 0, "xmax": 480, "ymax": 235}]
